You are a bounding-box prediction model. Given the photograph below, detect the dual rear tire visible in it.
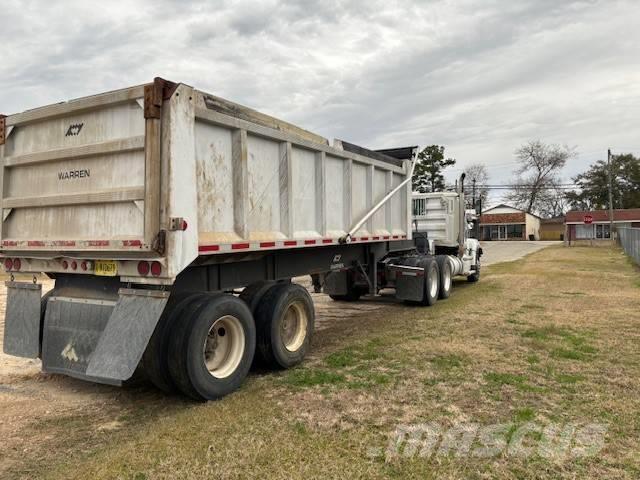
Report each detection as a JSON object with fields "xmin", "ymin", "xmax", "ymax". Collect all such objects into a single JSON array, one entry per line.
[{"xmin": 143, "ymin": 282, "xmax": 314, "ymax": 401}]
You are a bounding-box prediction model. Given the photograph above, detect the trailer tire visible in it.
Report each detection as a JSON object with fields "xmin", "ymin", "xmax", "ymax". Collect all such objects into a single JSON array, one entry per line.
[
  {"xmin": 467, "ymin": 259, "xmax": 481, "ymax": 283},
  {"xmin": 240, "ymin": 281, "xmax": 276, "ymax": 314},
  {"xmin": 436, "ymin": 256, "xmax": 452, "ymax": 299},
  {"xmin": 142, "ymin": 291, "xmax": 203, "ymax": 393},
  {"xmin": 168, "ymin": 294, "xmax": 256, "ymax": 401},
  {"xmin": 254, "ymin": 283, "xmax": 315, "ymax": 369}
]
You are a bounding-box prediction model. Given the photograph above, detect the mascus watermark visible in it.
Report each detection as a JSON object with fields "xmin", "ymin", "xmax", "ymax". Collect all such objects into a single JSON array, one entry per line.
[{"xmin": 368, "ymin": 421, "xmax": 607, "ymax": 461}]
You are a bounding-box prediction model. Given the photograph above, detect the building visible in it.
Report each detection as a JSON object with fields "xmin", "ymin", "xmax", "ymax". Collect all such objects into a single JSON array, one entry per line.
[
  {"xmin": 479, "ymin": 204, "xmax": 541, "ymax": 241},
  {"xmin": 539, "ymin": 216, "xmax": 565, "ymax": 241},
  {"xmin": 565, "ymin": 208, "xmax": 640, "ymax": 245}
]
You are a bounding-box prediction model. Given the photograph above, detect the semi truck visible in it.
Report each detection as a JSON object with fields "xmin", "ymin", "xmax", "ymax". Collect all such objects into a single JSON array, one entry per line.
[{"xmin": 0, "ymin": 78, "xmax": 481, "ymax": 400}]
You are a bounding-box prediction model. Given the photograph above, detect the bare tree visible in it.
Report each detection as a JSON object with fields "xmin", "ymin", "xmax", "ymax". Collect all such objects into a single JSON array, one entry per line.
[
  {"xmin": 463, "ymin": 163, "xmax": 489, "ymax": 209},
  {"xmin": 536, "ymin": 184, "xmax": 570, "ymax": 218},
  {"xmin": 505, "ymin": 140, "xmax": 573, "ymax": 214}
]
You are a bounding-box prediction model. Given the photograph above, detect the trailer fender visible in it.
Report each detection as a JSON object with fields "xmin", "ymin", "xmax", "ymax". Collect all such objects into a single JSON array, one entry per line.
[
  {"xmin": 41, "ymin": 288, "xmax": 169, "ymax": 385},
  {"xmin": 2, "ymin": 281, "xmax": 42, "ymax": 358}
]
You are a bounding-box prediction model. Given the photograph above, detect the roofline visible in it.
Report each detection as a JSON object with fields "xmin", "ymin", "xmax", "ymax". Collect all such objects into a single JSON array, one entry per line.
[{"xmin": 565, "ymin": 219, "xmax": 639, "ymax": 224}]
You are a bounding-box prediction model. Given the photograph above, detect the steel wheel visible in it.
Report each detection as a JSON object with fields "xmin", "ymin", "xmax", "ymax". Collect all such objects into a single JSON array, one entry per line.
[
  {"xmin": 281, "ymin": 300, "xmax": 309, "ymax": 352},
  {"xmin": 428, "ymin": 271, "xmax": 438, "ymax": 299},
  {"xmin": 204, "ymin": 315, "xmax": 245, "ymax": 379},
  {"xmin": 254, "ymin": 282, "xmax": 315, "ymax": 369}
]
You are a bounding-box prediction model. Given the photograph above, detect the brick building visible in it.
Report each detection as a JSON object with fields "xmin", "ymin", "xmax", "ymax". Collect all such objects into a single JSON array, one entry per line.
[
  {"xmin": 480, "ymin": 205, "xmax": 541, "ymax": 241},
  {"xmin": 565, "ymin": 208, "xmax": 640, "ymax": 245}
]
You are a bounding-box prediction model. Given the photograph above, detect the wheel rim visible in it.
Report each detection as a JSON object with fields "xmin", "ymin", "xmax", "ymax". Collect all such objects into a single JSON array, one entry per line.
[
  {"xmin": 443, "ymin": 266, "xmax": 451, "ymax": 291},
  {"xmin": 281, "ymin": 300, "xmax": 308, "ymax": 352},
  {"xmin": 429, "ymin": 268, "xmax": 438, "ymax": 298},
  {"xmin": 203, "ymin": 315, "xmax": 245, "ymax": 379}
]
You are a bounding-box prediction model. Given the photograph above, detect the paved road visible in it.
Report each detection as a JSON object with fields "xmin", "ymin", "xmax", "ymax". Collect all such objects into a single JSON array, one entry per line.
[{"xmin": 480, "ymin": 240, "xmax": 560, "ymax": 266}]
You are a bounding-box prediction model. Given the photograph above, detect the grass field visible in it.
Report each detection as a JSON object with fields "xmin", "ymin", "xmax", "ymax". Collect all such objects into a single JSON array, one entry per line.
[{"xmin": 6, "ymin": 245, "xmax": 640, "ymax": 479}]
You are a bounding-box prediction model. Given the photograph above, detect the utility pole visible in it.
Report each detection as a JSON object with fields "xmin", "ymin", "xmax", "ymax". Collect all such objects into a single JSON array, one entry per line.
[
  {"xmin": 472, "ymin": 178, "xmax": 477, "ymax": 210},
  {"xmin": 607, "ymin": 148, "xmax": 614, "ymax": 241}
]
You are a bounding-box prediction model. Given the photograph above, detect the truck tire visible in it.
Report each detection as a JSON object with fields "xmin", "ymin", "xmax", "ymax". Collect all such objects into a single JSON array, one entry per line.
[
  {"xmin": 418, "ymin": 257, "xmax": 440, "ymax": 306},
  {"xmin": 435, "ymin": 256, "xmax": 452, "ymax": 299},
  {"xmin": 467, "ymin": 259, "xmax": 481, "ymax": 283},
  {"xmin": 239, "ymin": 281, "xmax": 276, "ymax": 314},
  {"xmin": 142, "ymin": 291, "xmax": 204, "ymax": 393},
  {"xmin": 254, "ymin": 283, "xmax": 315, "ymax": 369},
  {"xmin": 168, "ymin": 294, "xmax": 256, "ymax": 401}
]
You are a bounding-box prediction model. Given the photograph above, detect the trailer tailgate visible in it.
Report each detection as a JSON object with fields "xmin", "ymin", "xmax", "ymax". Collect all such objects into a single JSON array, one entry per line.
[{"xmin": 0, "ymin": 84, "xmax": 162, "ymax": 254}]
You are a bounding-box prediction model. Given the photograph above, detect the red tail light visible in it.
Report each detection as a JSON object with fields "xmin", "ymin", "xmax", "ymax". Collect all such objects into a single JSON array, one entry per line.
[
  {"xmin": 12, "ymin": 258, "xmax": 21, "ymax": 271},
  {"xmin": 62, "ymin": 260, "xmax": 69, "ymax": 270},
  {"xmin": 150, "ymin": 261, "xmax": 162, "ymax": 277},
  {"xmin": 71, "ymin": 261, "xmax": 77, "ymax": 270},
  {"xmin": 81, "ymin": 261, "xmax": 88, "ymax": 271},
  {"xmin": 4, "ymin": 258, "xmax": 13, "ymax": 271},
  {"xmin": 137, "ymin": 261, "xmax": 150, "ymax": 276}
]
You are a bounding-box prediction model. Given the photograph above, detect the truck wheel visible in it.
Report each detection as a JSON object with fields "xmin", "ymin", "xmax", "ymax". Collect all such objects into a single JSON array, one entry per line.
[
  {"xmin": 419, "ymin": 257, "xmax": 440, "ymax": 306},
  {"xmin": 168, "ymin": 294, "xmax": 256, "ymax": 401},
  {"xmin": 467, "ymin": 259, "xmax": 481, "ymax": 283},
  {"xmin": 142, "ymin": 291, "xmax": 204, "ymax": 393},
  {"xmin": 239, "ymin": 281, "xmax": 275, "ymax": 314},
  {"xmin": 436, "ymin": 256, "xmax": 452, "ymax": 299},
  {"xmin": 254, "ymin": 283, "xmax": 315, "ymax": 369}
]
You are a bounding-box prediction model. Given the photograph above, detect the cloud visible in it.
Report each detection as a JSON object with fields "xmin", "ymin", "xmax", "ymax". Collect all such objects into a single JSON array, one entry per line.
[{"xmin": 1, "ymin": 0, "xmax": 638, "ymax": 204}]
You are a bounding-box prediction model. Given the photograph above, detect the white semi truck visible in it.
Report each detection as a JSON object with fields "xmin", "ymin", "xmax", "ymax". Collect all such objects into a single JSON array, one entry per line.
[{"xmin": 0, "ymin": 78, "xmax": 481, "ymax": 400}]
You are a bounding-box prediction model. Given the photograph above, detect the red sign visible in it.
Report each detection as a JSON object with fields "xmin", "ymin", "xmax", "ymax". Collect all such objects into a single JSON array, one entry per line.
[{"xmin": 583, "ymin": 214, "xmax": 593, "ymax": 224}]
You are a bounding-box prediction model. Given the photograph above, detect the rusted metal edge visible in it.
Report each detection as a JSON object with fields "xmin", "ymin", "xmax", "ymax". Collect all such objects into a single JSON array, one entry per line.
[
  {"xmin": 144, "ymin": 78, "xmax": 179, "ymax": 119},
  {"xmin": 0, "ymin": 114, "xmax": 6, "ymax": 145},
  {"xmin": 118, "ymin": 288, "xmax": 170, "ymax": 299},
  {"xmin": 5, "ymin": 281, "xmax": 41, "ymax": 290}
]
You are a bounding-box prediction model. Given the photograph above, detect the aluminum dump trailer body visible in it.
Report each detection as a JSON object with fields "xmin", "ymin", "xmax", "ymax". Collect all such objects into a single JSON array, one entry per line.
[{"xmin": 0, "ymin": 78, "xmax": 412, "ymax": 284}]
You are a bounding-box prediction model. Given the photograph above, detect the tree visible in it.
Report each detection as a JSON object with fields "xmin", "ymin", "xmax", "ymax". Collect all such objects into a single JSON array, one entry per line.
[
  {"xmin": 536, "ymin": 185, "xmax": 570, "ymax": 218},
  {"xmin": 504, "ymin": 140, "xmax": 573, "ymax": 214},
  {"xmin": 463, "ymin": 163, "xmax": 489, "ymax": 210},
  {"xmin": 566, "ymin": 153, "xmax": 640, "ymax": 210},
  {"xmin": 412, "ymin": 145, "xmax": 456, "ymax": 193}
]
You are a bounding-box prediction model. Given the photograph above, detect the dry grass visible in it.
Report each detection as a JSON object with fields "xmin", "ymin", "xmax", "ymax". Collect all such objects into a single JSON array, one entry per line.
[{"xmin": 5, "ymin": 246, "xmax": 640, "ymax": 479}]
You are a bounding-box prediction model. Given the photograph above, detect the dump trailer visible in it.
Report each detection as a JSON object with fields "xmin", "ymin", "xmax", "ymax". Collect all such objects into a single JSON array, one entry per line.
[{"xmin": 0, "ymin": 78, "xmax": 480, "ymax": 400}]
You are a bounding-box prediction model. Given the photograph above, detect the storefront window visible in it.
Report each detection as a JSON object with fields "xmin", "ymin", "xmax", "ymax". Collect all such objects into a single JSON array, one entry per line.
[{"xmin": 595, "ymin": 224, "xmax": 611, "ymax": 239}]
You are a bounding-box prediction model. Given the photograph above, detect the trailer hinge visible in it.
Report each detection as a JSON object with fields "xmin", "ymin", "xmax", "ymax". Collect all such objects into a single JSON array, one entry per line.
[
  {"xmin": 144, "ymin": 77, "xmax": 179, "ymax": 119},
  {"xmin": 153, "ymin": 230, "xmax": 167, "ymax": 256},
  {"xmin": 0, "ymin": 115, "xmax": 6, "ymax": 145}
]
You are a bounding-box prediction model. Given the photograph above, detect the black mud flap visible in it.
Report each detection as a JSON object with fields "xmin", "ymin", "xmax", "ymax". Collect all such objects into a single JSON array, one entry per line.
[
  {"xmin": 323, "ymin": 271, "xmax": 349, "ymax": 296},
  {"xmin": 42, "ymin": 288, "xmax": 169, "ymax": 385},
  {"xmin": 392, "ymin": 265, "xmax": 425, "ymax": 302},
  {"xmin": 3, "ymin": 281, "xmax": 42, "ymax": 358}
]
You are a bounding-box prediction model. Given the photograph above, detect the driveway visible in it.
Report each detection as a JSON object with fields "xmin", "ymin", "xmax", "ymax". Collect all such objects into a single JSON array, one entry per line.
[{"xmin": 480, "ymin": 240, "xmax": 560, "ymax": 266}]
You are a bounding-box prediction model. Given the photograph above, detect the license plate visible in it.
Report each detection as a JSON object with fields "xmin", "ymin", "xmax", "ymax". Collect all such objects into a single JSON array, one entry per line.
[{"xmin": 94, "ymin": 260, "xmax": 118, "ymax": 276}]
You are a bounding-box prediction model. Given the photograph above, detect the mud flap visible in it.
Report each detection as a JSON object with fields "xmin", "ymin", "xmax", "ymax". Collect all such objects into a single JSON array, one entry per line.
[
  {"xmin": 3, "ymin": 281, "xmax": 42, "ymax": 358},
  {"xmin": 42, "ymin": 288, "xmax": 169, "ymax": 385},
  {"xmin": 392, "ymin": 265, "xmax": 425, "ymax": 302}
]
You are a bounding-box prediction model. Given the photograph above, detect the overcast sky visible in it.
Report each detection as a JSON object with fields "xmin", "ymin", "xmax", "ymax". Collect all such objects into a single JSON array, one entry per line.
[{"xmin": 2, "ymin": 0, "xmax": 638, "ymax": 205}]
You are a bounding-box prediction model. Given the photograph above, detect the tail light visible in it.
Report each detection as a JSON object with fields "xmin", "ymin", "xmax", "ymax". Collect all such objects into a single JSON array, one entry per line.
[
  {"xmin": 12, "ymin": 258, "xmax": 21, "ymax": 271},
  {"xmin": 137, "ymin": 261, "xmax": 150, "ymax": 276},
  {"xmin": 81, "ymin": 261, "xmax": 88, "ymax": 271},
  {"xmin": 62, "ymin": 260, "xmax": 69, "ymax": 270},
  {"xmin": 4, "ymin": 258, "xmax": 13, "ymax": 271},
  {"xmin": 150, "ymin": 261, "xmax": 162, "ymax": 277}
]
